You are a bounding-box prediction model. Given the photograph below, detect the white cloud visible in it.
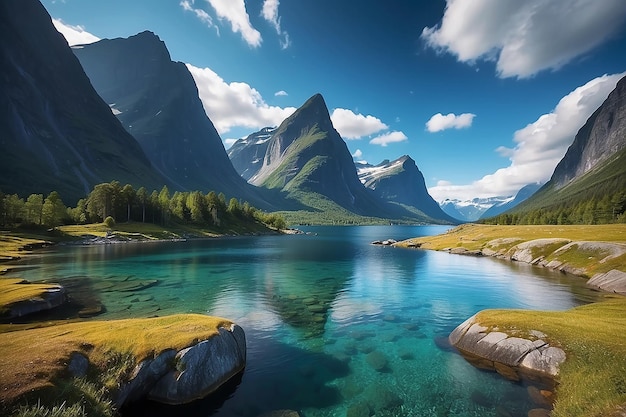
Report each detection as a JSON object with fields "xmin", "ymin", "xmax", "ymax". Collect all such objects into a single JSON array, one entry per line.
[
  {"xmin": 352, "ymin": 149, "xmax": 363, "ymax": 159},
  {"xmin": 224, "ymin": 138, "xmax": 238, "ymax": 148},
  {"xmin": 330, "ymin": 108, "xmax": 388, "ymax": 139},
  {"xmin": 428, "ymin": 72, "xmax": 626, "ymax": 201},
  {"xmin": 52, "ymin": 18, "xmax": 100, "ymax": 46},
  {"xmin": 426, "ymin": 112, "xmax": 475, "ymax": 132},
  {"xmin": 261, "ymin": 0, "xmax": 291, "ymax": 49},
  {"xmin": 180, "ymin": 0, "xmax": 218, "ymax": 33},
  {"xmin": 274, "ymin": 90, "xmax": 288, "ymax": 96},
  {"xmin": 369, "ymin": 131, "xmax": 408, "ymax": 147},
  {"xmin": 205, "ymin": 0, "xmax": 262, "ymax": 48},
  {"xmin": 422, "ymin": 0, "xmax": 626, "ymax": 78},
  {"xmin": 186, "ymin": 63, "xmax": 297, "ymax": 134}
]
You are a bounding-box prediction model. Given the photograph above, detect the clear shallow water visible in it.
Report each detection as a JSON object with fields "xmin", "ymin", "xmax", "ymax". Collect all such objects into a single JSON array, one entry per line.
[{"xmin": 10, "ymin": 225, "xmax": 600, "ymax": 417}]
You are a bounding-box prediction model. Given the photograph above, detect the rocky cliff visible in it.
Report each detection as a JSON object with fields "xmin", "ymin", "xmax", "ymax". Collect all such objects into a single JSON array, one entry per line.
[
  {"xmin": 73, "ymin": 31, "xmax": 270, "ymax": 207},
  {"xmin": 550, "ymin": 76, "xmax": 626, "ymax": 189},
  {"xmin": 0, "ymin": 0, "xmax": 165, "ymax": 203}
]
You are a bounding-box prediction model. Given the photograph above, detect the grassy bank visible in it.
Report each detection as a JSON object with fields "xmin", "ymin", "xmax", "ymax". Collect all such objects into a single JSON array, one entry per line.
[
  {"xmin": 0, "ymin": 315, "xmax": 231, "ymax": 414},
  {"xmin": 475, "ymin": 298, "xmax": 626, "ymax": 417},
  {"xmin": 397, "ymin": 223, "xmax": 626, "ymax": 276},
  {"xmin": 0, "ymin": 220, "xmax": 279, "ymax": 261}
]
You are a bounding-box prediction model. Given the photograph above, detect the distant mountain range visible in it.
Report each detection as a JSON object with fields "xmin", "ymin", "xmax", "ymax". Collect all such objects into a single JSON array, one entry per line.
[
  {"xmin": 479, "ymin": 183, "xmax": 542, "ymax": 219},
  {"xmin": 3, "ymin": 0, "xmax": 623, "ymax": 226},
  {"xmin": 228, "ymin": 94, "xmax": 454, "ymax": 223}
]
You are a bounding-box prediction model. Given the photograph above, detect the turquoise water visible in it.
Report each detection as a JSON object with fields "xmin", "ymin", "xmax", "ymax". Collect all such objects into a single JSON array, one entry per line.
[{"xmin": 11, "ymin": 225, "xmax": 600, "ymax": 417}]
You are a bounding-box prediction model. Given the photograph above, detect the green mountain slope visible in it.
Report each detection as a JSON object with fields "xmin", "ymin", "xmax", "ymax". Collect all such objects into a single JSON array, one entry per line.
[{"xmin": 487, "ymin": 76, "xmax": 626, "ymax": 225}]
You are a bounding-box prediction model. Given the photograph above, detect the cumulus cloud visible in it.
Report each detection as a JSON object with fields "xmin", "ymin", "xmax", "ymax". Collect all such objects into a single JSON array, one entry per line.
[
  {"xmin": 352, "ymin": 149, "xmax": 363, "ymax": 159},
  {"xmin": 369, "ymin": 131, "xmax": 408, "ymax": 147},
  {"xmin": 426, "ymin": 112, "xmax": 475, "ymax": 132},
  {"xmin": 261, "ymin": 0, "xmax": 291, "ymax": 49},
  {"xmin": 205, "ymin": 0, "xmax": 261, "ymax": 48},
  {"xmin": 52, "ymin": 18, "xmax": 100, "ymax": 46},
  {"xmin": 422, "ymin": 0, "xmax": 626, "ymax": 78},
  {"xmin": 224, "ymin": 138, "xmax": 238, "ymax": 148},
  {"xmin": 180, "ymin": 0, "xmax": 217, "ymax": 32},
  {"xmin": 186, "ymin": 63, "xmax": 296, "ymax": 134},
  {"xmin": 274, "ymin": 90, "xmax": 288, "ymax": 96},
  {"xmin": 428, "ymin": 72, "xmax": 626, "ymax": 201},
  {"xmin": 330, "ymin": 108, "xmax": 388, "ymax": 139}
]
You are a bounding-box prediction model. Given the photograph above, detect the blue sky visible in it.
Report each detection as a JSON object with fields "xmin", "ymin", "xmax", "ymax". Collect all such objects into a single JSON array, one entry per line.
[{"xmin": 44, "ymin": 0, "xmax": 626, "ymax": 201}]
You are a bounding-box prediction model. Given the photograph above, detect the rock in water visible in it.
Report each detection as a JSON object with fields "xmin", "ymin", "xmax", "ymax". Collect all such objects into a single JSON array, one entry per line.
[{"xmin": 147, "ymin": 324, "xmax": 246, "ymax": 404}]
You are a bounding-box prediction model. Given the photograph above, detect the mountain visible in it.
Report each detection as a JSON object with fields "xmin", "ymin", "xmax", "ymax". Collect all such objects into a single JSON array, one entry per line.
[
  {"xmin": 480, "ymin": 183, "xmax": 542, "ymax": 219},
  {"xmin": 357, "ymin": 156, "xmax": 457, "ymax": 223},
  {"xmin": 499, "ymin": 75, "xmax": 626, "ymax": 223},
  {"xmin": 240, "ymin": 94, "xmax": 448, "ymax": 223},
  {"xmin": 249, "ymin": 94, "xmax": 385, "ymax": 214},
  {"xmin": 228, "ymin": 127, "xmax": 275, "ymax": 181},
  {"xmin": 440, "ymin": 197, "xmax": 510, "ymax": 222},
  {"xmin": 72, "ymin": 31, "xmax": 269, "ymax": 206},
  {"xmin": 0, "ymin": 0, "xmax": 165, "ymax": 203}
]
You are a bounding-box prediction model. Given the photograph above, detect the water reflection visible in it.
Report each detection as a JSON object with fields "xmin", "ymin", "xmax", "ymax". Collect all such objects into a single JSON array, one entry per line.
[{"xmin": 7, "ymin": 226, "xmax": 601, "ymax": 417}]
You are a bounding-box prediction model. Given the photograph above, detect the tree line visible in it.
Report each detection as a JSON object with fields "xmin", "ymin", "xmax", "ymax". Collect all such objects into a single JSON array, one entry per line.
[
  {"xmin": 0, "ymin": 181, "xmax": 286, "ymax": 230},
  {"xmin": 482, "ymin": 191, "xmax": 626, "ymax": 225}
]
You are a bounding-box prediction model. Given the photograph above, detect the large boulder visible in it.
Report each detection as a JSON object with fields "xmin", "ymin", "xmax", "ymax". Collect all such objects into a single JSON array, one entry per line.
[
  {"xmin": 587, "ymin": 269, "xmax": 626, "ymax": 295},
  {"xmin": 115, "ymin": 323, "xmax": 246, "ymax": 407},
  {"xmin": 449, "ymin": 315, "xmax": 565, "ymax": 382}
]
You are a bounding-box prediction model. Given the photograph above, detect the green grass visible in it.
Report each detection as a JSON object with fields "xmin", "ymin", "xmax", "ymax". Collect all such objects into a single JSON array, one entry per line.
[
  {"xmin": 475, "ymin": 298, "xmax": 626, "ymax": 417},
  {"xmin": 400, "ymin": 224, "xmax": 626, "ymax": 416},
  {"xmin": 398, "ymin": 224, "xmax": 626, "ymax": 276}
]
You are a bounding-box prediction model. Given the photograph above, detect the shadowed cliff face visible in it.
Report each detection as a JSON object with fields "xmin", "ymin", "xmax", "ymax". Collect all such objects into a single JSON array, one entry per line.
[
  {"xmin": 550, "ymin": 76, "xmax": 626, "ymax": 189},
  {"xmin": 73, "ymin": 32, "xmax": 270, "ymax": 206},
  {"xmin": 0, "ymin": 0, "xmax": 165, "ymax": 203}
]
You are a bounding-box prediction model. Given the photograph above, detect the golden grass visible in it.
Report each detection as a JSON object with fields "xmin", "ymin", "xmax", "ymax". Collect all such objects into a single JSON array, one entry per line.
[
  {"xmin": 398, "ymin": 224, "xmax": 626, "ymax": 276},
  {"xmin": 399, "ymin": 224, "xmax": 626, "ymax": 251},
  {"xmin": 0, "ymin": 279, "xmax": 62, "ymax": 315},
  {"xmin": 475, "ymin": 297, "xmax": 626, "ymax": 417},
  {"xmin": 0, "ymin": 314, "xmax": 232, "ymax": 405},
  {"xmin": 0, "ymin": 233, "xmax": 50, "ymax": 259}
]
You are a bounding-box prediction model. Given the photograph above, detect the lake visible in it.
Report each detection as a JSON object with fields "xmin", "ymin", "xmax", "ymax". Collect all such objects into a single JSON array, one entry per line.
[{"xmin": 10, "ymin": 225, "xmax": 600, "ymax": 417}]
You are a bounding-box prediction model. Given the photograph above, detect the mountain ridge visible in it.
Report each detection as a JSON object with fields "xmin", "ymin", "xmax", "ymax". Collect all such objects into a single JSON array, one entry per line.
[
  {"xmin": 0, "ymin": 0, "xmax": 166, "ymax": 203},
  {"xmin": 72, "ymin": 31, "xmax": 271, "ymax": 207}
]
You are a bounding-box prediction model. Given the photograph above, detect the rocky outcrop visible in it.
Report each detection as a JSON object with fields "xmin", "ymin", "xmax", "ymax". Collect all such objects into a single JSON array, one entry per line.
[
  {"xmin": 4, "ymin": 283, "xmax": 67, "ymax": 319},
  {"xmin": 449, "ymin": 315, "xmax": 566, "ymax": 382},
  {"xmin": 587, "ymin": 269, "xmax": 626, "ymax": 294},
  {"xmin": 433, "ymin": 237, "xmax": 626, "ymax": 295},
  {"xmin": 115, "ymin": 323, "xmax": 246, "ymax": 407}
]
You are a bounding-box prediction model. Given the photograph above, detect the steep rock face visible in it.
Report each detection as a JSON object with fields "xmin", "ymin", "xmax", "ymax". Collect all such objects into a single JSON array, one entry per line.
[
  {"xmin": 550, "ymin": 76, "xmax": 626, "ymax": 189},
  {"xmin": 249, "ymin": 94, "xmax": 392, "ymax": 215},
  {"xmin": 358, "ymin": 156, "xmax": 457, "ymax": 223},
  {"xmin": 228, "ymin": 127, "xmax": 276, "ymax": 181},
  {"xmin": 73, "ymin": 32, "xmax": 268, "ymax": 205},
  {"xmin": 0, "ymin": 0, "xmax": 164, "ymax": 203}
]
